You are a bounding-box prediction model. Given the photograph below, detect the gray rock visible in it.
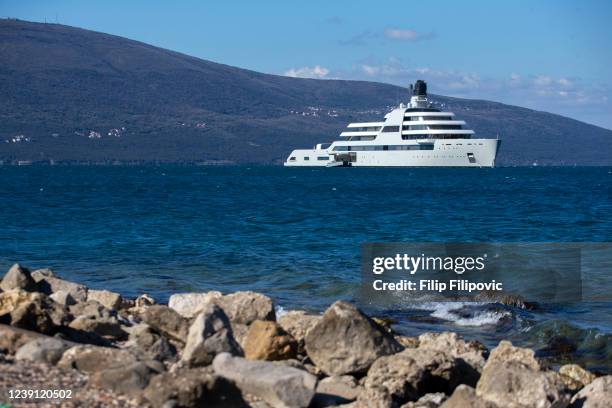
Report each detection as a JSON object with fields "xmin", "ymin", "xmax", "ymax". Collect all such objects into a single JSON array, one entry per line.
[
  {"xmin": 143, "ymin": 305, "xmax": 190, "ymax": 342},
  {"xmin": 476, "ymin": 341, "xmax": 569, "ymax": 408},
  {"xmin": 49, "ymin": 290, "xmax": 77, "ymax": 306},
  {"xmin": 232, "ymin": 322, "xmax": 249, "ymax": 349},
  {"xmin": 304, "ymin": 301, "xmax": 402, "ymax": 376},
  {"xmin": 89, "ymin": 362, "xmax": 158, "ymax": 396},
  {"xmin": 135, "ymin": 293, "xmax": 156, "ymax": 307},
  {"xmin": 213, "ymin": 352, "xmax": 317, "ymax": 408},
  {"xmin": 15, "ymin": 337, "xmax": 71, "ymax": 364},
  {"xmin": 278, "ymin": 311, "xmax": 320, "ymax": 354},
  {"xmin": 0, "ymin": 324, "xmax": 49, "ymax": 354},
  {"xmin": 483, "ymin": 339, "xmax": 539, "ymax": 370},
  {"xmin": 87, "ymin": 289, "xmax": 124, "ymax": 310},
  {"xmin": 169, "ymin": 291, "xmax": 222, "ymax": 318},
  {"xmin": 36, "ymin": 276, "xmax": 88, "ymax": 302},
  {"xmin": 219, "ymin": 291, "xmax": 276, "ymax": 325},
  {"xmin": 144, "ymin": 367, "xmax": 246, "ymax": 408},
  {"xmin": 30, "ymin": 268, "xmax": 56, "ymax": 280},
  {"xmin": 362, "ymin": 348, "xmax": 462, "ymax": 406},
  {"xmin": 181, "ymin": 303, "xmax": 242, "ymax": 366},
  {"xmin": 402, "ymin": 393, "xmax": 447, "ymax": 408},
  {"xmin": 127, "ymin": 323, "xmax": 177, "ymax": 361},
  {"xmin": 440, "ymin": 385, "xmax": 497, "ymax": 408},
  {"xmin": 569, "ymin": 375, "xmax": 612, "ymax": 408},
  {"xmin": 312, "ymin": 375, "xmax": 361, "ymax": 407},
  {"xmin": 57, "ymin": 344, "xmax": 139, "ymax": 373},
  {"xmin": 418, "ymin": 332, "xmax": 487, "ymax": 372},
  {"xmin": 1, "ymin": 264, "xmax": 36, "ymax": 292},
  {"xmin": 68, "ymin": 314, "xmax": 128, "ymax": 341},
  {"xmin": 69, "ymin": 299, "xmax": 113, "ymax": 319}
]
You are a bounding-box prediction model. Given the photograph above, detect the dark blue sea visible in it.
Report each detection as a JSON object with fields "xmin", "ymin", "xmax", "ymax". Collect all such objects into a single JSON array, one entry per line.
[{"xmin": 1, "ymin": 166, "xmax": 611, "ymax": 371}]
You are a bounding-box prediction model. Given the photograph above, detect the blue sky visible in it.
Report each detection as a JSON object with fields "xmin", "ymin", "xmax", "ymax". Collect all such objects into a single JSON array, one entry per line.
[{"xmin": 3, "ymin": 0, "xmax": 612, "ymax": 129}]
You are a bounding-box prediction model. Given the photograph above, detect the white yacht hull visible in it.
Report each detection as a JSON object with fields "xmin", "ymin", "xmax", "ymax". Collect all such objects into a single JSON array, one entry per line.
[{"xmin": 284, "ymin": 139, "xmax": 500, "ymax": 167}]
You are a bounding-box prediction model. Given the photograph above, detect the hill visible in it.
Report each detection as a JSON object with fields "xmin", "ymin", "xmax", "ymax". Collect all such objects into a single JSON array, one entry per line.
[{"xmin": 0, "ymin": 19, "xmax": 610, "ymax": 165}]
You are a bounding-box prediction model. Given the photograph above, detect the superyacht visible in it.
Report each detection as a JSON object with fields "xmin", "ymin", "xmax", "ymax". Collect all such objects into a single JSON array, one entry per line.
[{"xmin": 284, "ymin": 80, "xmax": 500, "ymax": 167}]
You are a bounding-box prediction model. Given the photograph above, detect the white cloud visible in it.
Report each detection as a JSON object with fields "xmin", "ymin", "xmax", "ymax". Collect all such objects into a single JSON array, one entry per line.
[
  {"xmin": 384, "ymin": 28, "xmax": 435, "ymax": 41},
  {"xmin": 284, "ymin": 65, "xmax": 330, "ymax": 79},
  {"xmin": 361, "ymin": 65, "xmax": 380, "ymax": 76}
]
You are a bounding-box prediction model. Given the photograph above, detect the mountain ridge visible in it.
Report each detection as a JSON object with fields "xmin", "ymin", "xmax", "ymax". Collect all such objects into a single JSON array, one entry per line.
[{"xmin": 1, "ymin": 19, "xmax": 610, "ymax": 165}]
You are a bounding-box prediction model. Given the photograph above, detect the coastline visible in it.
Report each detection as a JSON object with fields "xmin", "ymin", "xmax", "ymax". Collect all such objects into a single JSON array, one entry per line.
[{"xmin": 1, "ymin": 263, "xmax": 610, "ymax": 408}]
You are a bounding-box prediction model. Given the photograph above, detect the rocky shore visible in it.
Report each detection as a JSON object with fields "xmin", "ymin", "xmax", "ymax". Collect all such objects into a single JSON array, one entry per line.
[{"xmin": 0, "ymin": 263, "xmax": 610, "ymax": 408}]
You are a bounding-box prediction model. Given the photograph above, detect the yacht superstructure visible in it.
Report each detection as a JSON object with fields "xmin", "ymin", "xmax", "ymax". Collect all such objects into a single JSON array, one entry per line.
[{"xmin": 284, "ymin": 80, "xmax": 500, "ymax": 167}]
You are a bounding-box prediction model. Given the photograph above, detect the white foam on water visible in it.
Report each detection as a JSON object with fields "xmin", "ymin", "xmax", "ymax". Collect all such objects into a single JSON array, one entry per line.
[
  {"xmin": 431, "ymin": 307, "xmax": 510, "ymax": 327},
  {"xmin": 275, "ymin": 305, "xmax": 288, "ymax": 319},
  {"xmin": 424, "ymin": 302, "xmax": 511, "ymax": 326},
  {"xmin": 405, "ymin": 301, "xmax": 510, "ymax": 327}
]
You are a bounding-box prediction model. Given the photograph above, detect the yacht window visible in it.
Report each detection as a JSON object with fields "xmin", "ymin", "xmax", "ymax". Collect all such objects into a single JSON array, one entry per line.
[
  {"xmin": 317, "ymin": 156, "xmax": 329, "ymax": 160},
  {"xmin": 348, "ymin": 136, "xmax": 376, "ymax": 141},
  {"xmin": 336, "ymin": 145, "xmax": 433, "ymax": 151},
  {"xmin": 428, "ymin": 125, "xmax": 462, "ymax": 130},
  {"xmin": 332, "ymin": 146, "xmax": 350, "ymax": 151},
  {"xmin": 382, "ymin": 126, "xmax": 400, "ymax": 132},
  {"xmin": 289, "ymin": 157, "xmax": 296, "ymax": 161},
  {"xmin": 304, "ymin": 156, "xmax": 310, "ymax": 160},
  {"xmin": 347, "ymin": 126, "xmax": 382, "ymax": 132}
]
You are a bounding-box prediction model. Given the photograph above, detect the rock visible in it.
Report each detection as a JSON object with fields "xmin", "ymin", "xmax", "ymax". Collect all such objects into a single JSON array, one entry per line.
[
  {"xmin": 15, "ymin": 337, "xmax": 72, "ymax": 365},
  {"xmin": 0, "ymin": 289, "xmax": 65, "ymax": 334},
  {"xmin": 402, "ymin": 392, "xmax": 447, "ymax": 408},
  {"xmin": 181, "ymin": 303, "xmax": 243, "ymax": 366},
  {"xmin": 126, "ymin": 323, "xmax": 177, "ymax": 362},
  {"xmin": 476, "ymin": 341, "xmax": 569, "ymax": 408},
  {"xmin": 0, "ymin": 324, "xmax": 48, "ymax": 354},
  {"xmin": 35, "ymin": 275, "xmax": 88, "ymax": 302},
  {"xmin": 213, "ymin": 352, "xmax": 317, "ymax": 408},
  {"xmin": 69, "ymin": 299, "xmax": 113, "ymax": 319},
  {"xmin": 169, "ymin": 291, "xmax": 222, "ymax": 318},
  {"xmin": 395, "ymin": 335, "xmax": 420, "ymax": 349},
  {"xmin": 570, "ymin": 375, "xmax": 612, "ymax": 408},
  {"xmin": 87, "ymin": 289, "xmax": 124, "ymax": 310},
  {"xmin": 0, "ymin": 264, "xmax": 36, "ymax": 292},
  {"xmin": 484, "ymin": 340, "xmax": 540, "ymax": 371},
  {"xmin": 440, "ymin": 385, "xmax": 497, "ymax": 408},
  {"xmin": 232, "ymin": 322, "xmax": 249, "ymax": 349},
  {"xmin": 142, "ymin": 305, "xmax": 190, "ymax": 343},
  {"xmin": 362, "ymin": 348, "xmax": 465, "ymax": 406},
  {"xmin": 304, "ymin": 301, "xmax": 402, "ymax": 376},
  {"xmin": 30, "ymin": 268, "xmax": 56, "ymax": 280},
  {"xmin": 346, "ymin": 386, "xmax": 393, "ymax": 408},
  {"xmin": 418, "ymin": 332, "xmax": 487, "ymax": 372},
  {"xmin": 58, "ymin": 344, "xmax": 139, "ymax": 373},
  {"xmin": 89, "ymin": 362, "xmax": 157, "ymax": 396},
  {"xmin": 219, "ymin": 291, "xmax": 276, "ymax": 325},
  {"xmin": 244, "ymin": 320, "xmax": 297, "ymax": 361},
  {"xmin": 68, "ymin": 314, "xmax": 128, "ymax": 341},
  {"xmin": 126, "ymin": 294, "xmax": 157, "ymax": 315},
  {"xmin": 136, "ymin": 293, "xmax": 156, "ymax": 307},
  {"xmin": 312, "ymin": 375, "xmax": 361, "ymax": 407},
  {"xmin": 144, "ymin": 367, "xmax": 245, "ymax": 408},
  {"xmin": 278, "ymin": 311, "xmax": 320, "ymax": 353},
  {"xmin": 559, "ymin": 364, "xmax": 596, "ymax": 391},
  {"xmin": 49, "ymin": 290, "xmax": 77, "ymax": 306}
]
